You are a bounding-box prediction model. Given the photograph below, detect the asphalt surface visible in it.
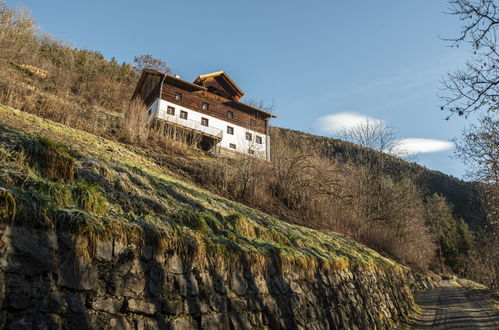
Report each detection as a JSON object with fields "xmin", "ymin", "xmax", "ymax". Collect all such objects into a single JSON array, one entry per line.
[{"xmin": 412, "ymin": 280, "xmax": 499, "ymax": 329}]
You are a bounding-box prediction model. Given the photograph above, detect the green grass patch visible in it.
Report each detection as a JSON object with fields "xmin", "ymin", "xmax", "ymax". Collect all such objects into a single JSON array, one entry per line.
[
  {"xmin": 28, "ymin": 177, "xmax": 73, "ymax": 207},
  {"xmin": 171, "ymin": 208, "xmax": 210, "ymax": 232},
  {"xmin": 73, "ymin": 180, "xmax": 107, "ymax": 216}
]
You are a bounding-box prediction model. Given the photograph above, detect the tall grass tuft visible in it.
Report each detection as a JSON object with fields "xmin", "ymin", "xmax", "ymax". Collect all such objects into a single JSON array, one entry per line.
[
  {"xmin": 24, "ymin": 136, "xmax": 75, "ymax": 181},
  {"xmin": 73, "ymin": 180, "xmax": 107, "ymax": 216},
  {"xmin": 0, "ymin": 187, "xmax": 16, "ymax": 221},
  {"xmin": 171, "ymin": 208, "xmax": 210, "ymax": 232},
  {"xmin": 29, "ymin": 178, "xmax": 73, "ymax": 207}
]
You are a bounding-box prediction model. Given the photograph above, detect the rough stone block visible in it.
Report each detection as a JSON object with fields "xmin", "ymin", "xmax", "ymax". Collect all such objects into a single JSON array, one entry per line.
[
  {"xmin": 110, "ymin": 317, "xmax": 133, "ymax": 330},
  {"xmin": 90, "ymin": 297, "xmax": 123, "ymax": 314},
  {"xmin": 113, "ymin": 260, "xmax": 145, "ymax": 298},
  {"xmin": 126, "ymin": 298, "xmax": 157, "ymax": 316},
  {"xmin": 95, "ymin": 240, "xmax": 113, "ymax": 262},
  {"xmin": 272, "ymin": 277, "xmax": 289, "ymax": 294},
  {"xmin": 185, "ymin": 296, "xmax": 210, "ymax": 315},
  {"xmin": 167, "ymin": 254, "xmax": 184, "ymax": 274},
  {"xmin": 201, "ymin": 313, "xmax": 229, "ymax": 330},
  {"xmin": 230, "ymin": 273, "xmax": 248, "ymax": 296},
  {"xmin": 4, "ymin": 228, "xmax": 54, "ymax": 276},
  {"xmin": 65, "ymin": 293, "xmax": 85, "ymax": 314},
  {"xmin": 58, "ymin": 254, "xmax": 98, "ymax": 291},
  {"xmin": 169, "ymin": 316, "xmax": 199, "ymax": 330},
  {"xmin": 209, "ymin": 294, "xmax": 227, "ymax": 312},
  {"xmin": 8, "ymin": 313, "xmax": 61, "ymax": 330},
  {"xmin": 5, "ymin": 274, "xmax": 32, "ymax": 310},
  {"xmin": 162, "ymin": 299, "xmax": 184, "ymax": 315},
  {"xmin": 39, "ymin": 292, "xmax": 68, "ymax": 314},
  {"xmin": 229, "ymin": 297, "xmax": 247, "ymax": 311},
  {"xmin": 198, "ymin": 272, "xmax": 214, "ymax": 293},
  {"xmin": 147, "ymin": 265, "xmax": 163, "ymax": 297},
  {"xmin": 229, "ymin": 312, "xmax": 253, "ymax": 330}
]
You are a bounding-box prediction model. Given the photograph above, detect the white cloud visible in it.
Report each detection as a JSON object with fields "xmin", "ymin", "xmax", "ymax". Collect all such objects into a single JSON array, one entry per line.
[
  {"xmin": 393, "ymin": 138, "xmax": 454, "ymax": 155},
  {"xmin": 317, "ymin": 112, "xmax": 385, "ymax": 134}
]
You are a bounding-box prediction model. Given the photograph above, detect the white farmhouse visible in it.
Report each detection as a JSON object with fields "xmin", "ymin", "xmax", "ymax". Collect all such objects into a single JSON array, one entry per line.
[{"xmin": 132, "ymin": 70, "xmax": 275, "ymax": 160}]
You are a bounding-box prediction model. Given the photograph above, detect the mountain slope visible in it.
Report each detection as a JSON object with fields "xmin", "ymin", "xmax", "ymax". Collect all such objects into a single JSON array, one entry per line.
[{"xmin": 0, "ymin": 104, "xmax": 422, "ymax": 329}]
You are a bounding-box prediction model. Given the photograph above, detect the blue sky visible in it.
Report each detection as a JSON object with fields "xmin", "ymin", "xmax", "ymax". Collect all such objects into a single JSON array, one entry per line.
[{"xmin": 7, "ymin": 0, "xmax": 476, "ymax": 178}]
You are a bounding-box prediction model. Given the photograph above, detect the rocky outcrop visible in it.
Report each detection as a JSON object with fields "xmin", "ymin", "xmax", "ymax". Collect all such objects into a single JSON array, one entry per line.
[{"xmin": 0, "ymin": 225, "xmax": 417, "ymax": 329}]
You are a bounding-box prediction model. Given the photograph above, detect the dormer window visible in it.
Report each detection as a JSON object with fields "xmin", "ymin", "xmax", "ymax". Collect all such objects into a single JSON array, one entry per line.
[
  {"xmin": 202, "ymin": 102, "xmax": 209, "ymax": 110},
  {"xmin": 175, "ymin": 92, "xmax": 182, "ymax": 101}
]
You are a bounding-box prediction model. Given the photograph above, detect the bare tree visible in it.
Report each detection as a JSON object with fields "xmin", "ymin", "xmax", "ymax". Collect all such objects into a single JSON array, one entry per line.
[
  {"xmin": 442, "ymin": 1, "xmax": 499, "ymax": 287},
  {"xmin": 440, "ymin": 0, "xmax": 498, "ymax": 118},
  {"xmin": 455, "ymin": 116, "xmax": 498, "ymax": 222},
  {"xmin": 339, "ymin": 118, "xmax": 399, "ymax": 154},
  {"xmin": 133, "ymin": 54, "xmax": 170, "ymax": 74}
]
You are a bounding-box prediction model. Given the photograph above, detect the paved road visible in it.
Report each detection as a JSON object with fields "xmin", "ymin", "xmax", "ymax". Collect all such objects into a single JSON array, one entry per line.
[{"xmin": 412, "ymin": 280, "xmax": 499, "ymax": 329}]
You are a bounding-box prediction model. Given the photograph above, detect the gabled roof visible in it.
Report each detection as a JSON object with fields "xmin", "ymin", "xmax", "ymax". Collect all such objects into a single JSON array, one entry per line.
[
  {"xmin": 131, "ymin": 69, "xmax": 276, "ymax": 118},
  {"xmin": 193, "ymin": 71, "xmax": 245, "ymax": 101},
  {"xmin": 131, "ymin": 69, "xmax": 207, "ymax": 101}
]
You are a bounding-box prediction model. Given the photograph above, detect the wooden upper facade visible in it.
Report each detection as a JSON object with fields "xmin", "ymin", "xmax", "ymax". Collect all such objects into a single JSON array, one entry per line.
[{"xmin": 132, "ymin": 70, "xmax": 276, "ymax": 135}]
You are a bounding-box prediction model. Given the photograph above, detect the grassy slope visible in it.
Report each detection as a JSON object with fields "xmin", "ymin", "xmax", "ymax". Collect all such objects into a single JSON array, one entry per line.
[{"xmin": 0, "ymin": 104, "xmax": 403, "ymax": 274}]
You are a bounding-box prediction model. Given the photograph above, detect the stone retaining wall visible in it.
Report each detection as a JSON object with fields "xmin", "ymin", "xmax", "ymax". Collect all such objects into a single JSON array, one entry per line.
[{"xmin": 0, "ymin": 225, "xmax": 418, "ymax": 329}]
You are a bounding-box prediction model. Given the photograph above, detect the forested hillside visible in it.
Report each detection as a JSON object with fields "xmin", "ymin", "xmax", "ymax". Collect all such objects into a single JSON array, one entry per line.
[{"xmin": 274, "ymin": 127, "xmax": 485, "ymax": 230}]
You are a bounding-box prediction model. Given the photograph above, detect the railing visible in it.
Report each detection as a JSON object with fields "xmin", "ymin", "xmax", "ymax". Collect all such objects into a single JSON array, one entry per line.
[{"xmin": 155, "ymin": 110, "xmax": 223, "ymax": 139}]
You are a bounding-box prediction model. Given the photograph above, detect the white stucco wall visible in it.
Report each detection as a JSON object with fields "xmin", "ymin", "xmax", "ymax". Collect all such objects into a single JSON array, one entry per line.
[{"xmin": 147, "ymin": 99, "xmax": 269, "ymax": 160}]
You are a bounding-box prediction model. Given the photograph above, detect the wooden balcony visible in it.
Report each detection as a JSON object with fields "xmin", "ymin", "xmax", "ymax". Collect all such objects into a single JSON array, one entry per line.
[{"xmin": 153, "ymin": 109, "xmax": 223, "ymax": 140}]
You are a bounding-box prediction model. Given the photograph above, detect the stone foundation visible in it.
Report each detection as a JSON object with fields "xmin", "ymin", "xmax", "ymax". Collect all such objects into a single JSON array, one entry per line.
[{"xmin": 0, "ymin": 225, "xmax": 417, "ymax": 329}]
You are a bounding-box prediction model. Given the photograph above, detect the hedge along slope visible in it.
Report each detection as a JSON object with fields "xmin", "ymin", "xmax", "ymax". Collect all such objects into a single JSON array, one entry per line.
[{"xmin": 0, "ymin": 105, "xmax": 417, "ymax": 329}]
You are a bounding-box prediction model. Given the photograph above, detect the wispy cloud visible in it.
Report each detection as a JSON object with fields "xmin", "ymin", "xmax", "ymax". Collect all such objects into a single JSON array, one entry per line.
[
  {"xmin": 393, "ymin": 138, "xmax": 454, "ymax": 155},
  {"xmin": 317, "ymin": 112, "xmax": 454, "ymax": 156},
  {"xmin": 317, "ymin": 112, "xmax": 385, "ymax": 134}
]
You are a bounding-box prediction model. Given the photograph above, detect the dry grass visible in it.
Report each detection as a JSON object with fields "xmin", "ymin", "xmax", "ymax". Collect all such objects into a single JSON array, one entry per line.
[
  {"xmin": 24, "ymin": 136, "xmax": 75, "ymax": 180},
  {"xmin": 0, "ymin": 105, "xmax": 404, "ymax": 276}
]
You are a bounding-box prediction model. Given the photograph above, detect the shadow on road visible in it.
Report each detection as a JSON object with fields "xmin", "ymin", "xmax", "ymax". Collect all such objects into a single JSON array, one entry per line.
[{"xmin": 412, "ymin": 280, "xmax": 499, "ymax": 329}]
